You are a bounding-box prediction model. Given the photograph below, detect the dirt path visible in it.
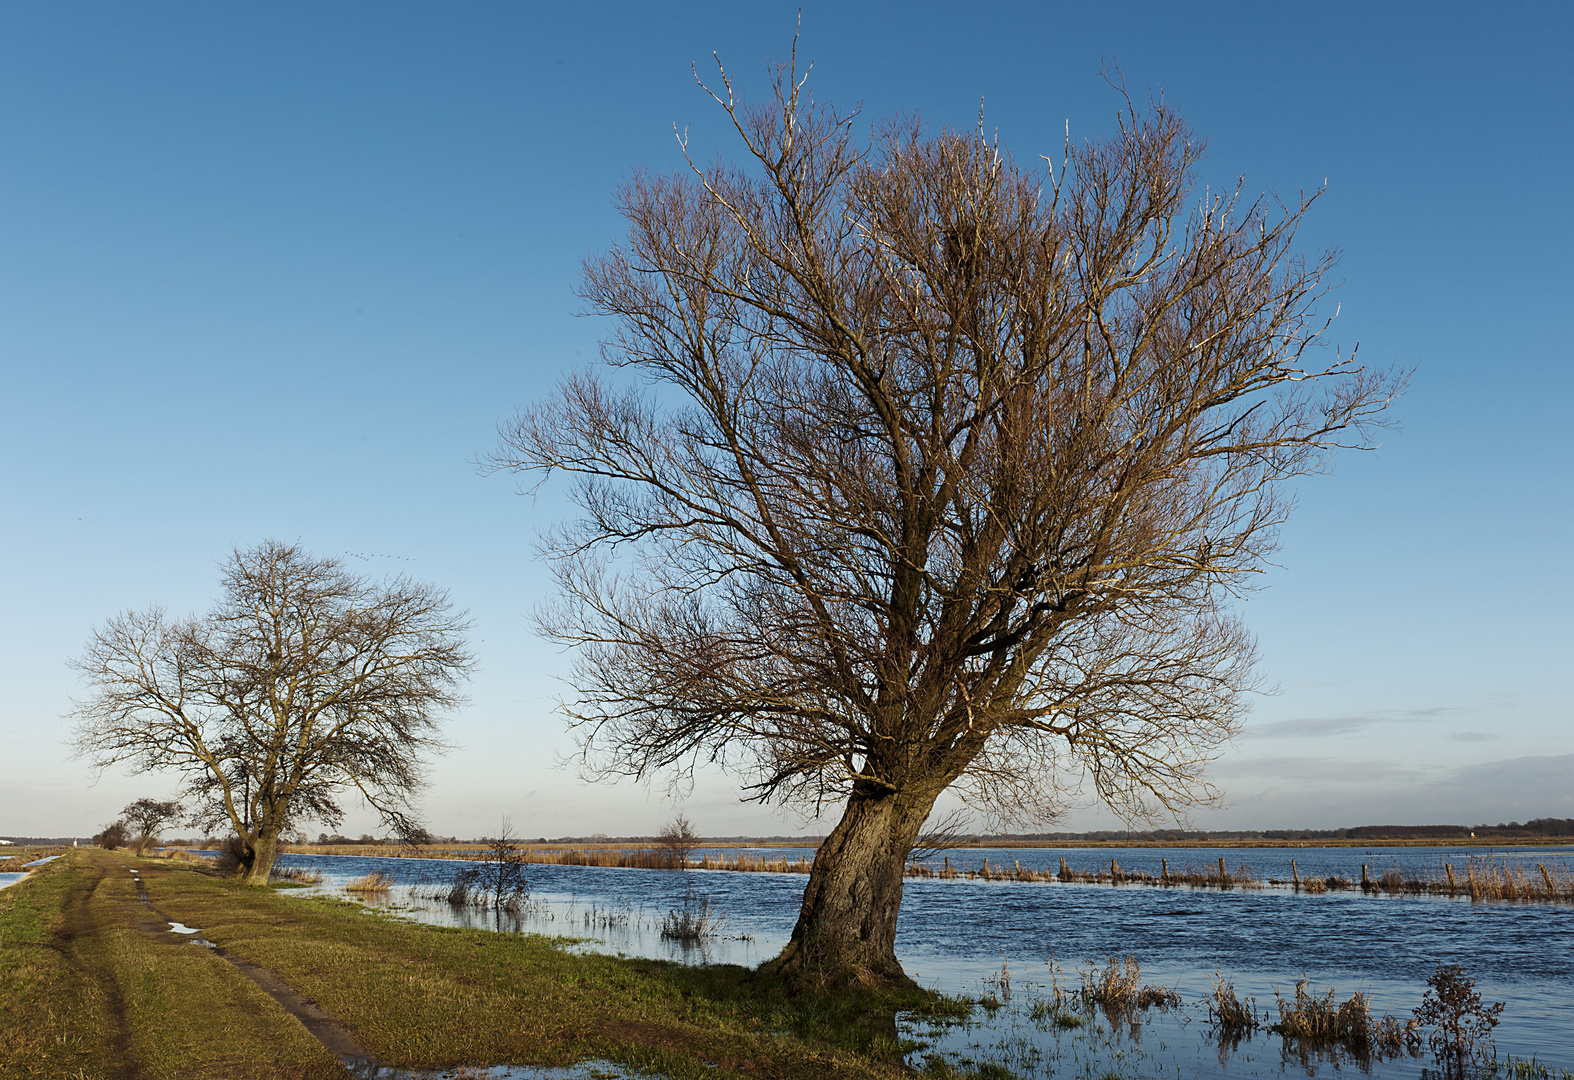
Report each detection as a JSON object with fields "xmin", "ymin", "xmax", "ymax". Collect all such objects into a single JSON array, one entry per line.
[
  {"xmin": 121, "ymin": 861, "xmax": 373, "ymax": 1070},
  {"xmin": 48, "ymin": 858, "xmax": 138, "ymax": 1079}
]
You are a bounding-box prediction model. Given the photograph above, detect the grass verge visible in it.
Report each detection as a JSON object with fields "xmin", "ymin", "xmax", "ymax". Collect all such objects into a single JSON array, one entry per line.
[{"xmin": 7, "ymin": 848, "xmax": 952, "ymax": 1079}]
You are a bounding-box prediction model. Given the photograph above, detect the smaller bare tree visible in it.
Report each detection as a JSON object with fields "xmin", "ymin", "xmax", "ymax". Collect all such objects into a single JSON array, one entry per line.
[
  {"xmin": 70, "ymin": 540, "xmax": 473, "ymax": 885},
  {"xmin": 121, "ymin": 798, "xmax": 184, "ymax": 856},
  {"xmin": 656, "ymin": 812, "xmax": 700, "ymax": 869},
  {"xmin": 449, "ymin": 819, "xmax": 529, "ymax": 913}
]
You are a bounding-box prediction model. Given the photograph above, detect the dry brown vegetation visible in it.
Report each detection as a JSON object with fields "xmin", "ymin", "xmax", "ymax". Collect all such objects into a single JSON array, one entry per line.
[{"xmin": 342, "ymin": 871, "xmax": 394, "ymax": 894}]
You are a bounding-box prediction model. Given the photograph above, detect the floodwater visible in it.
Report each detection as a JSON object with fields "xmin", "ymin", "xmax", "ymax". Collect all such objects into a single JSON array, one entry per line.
[
  {"xmin": 269, "ymin": 846, "xmax": 1574, "ymax": 1078},
  {"xmin": 0, "ymin": 872, "xmax": 25, "ymax": 890}
]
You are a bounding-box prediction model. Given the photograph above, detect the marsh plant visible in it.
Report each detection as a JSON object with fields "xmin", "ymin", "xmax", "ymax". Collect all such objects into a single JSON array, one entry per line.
[
  {"xmin": 1080, "ymin": 955, "xmax": 1180, "ymax": 1012},
  {"xmin": 444, "ymin": 821, "xmax": 530, "ymax": 914},
  {"xmin": 1207, "ymin": 971, "xmax": 1260, "ymax": 1040},
  {"xmin": 343, "ymin": 870, "xmax": 394, "ymax": 894},
  {"xmin": 1414, "ymin": 963, "xmax": 1505, "ymax": 1068},
  {"xmin": 659, "ymin": 893, "xmax": 726, "ymax": 943}
]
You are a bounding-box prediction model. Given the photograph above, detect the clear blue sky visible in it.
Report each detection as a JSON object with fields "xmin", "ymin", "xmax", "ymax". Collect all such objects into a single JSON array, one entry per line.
[{"xmin": 3, "ymin": 2, "xmax": 1569, "ymax": 839}]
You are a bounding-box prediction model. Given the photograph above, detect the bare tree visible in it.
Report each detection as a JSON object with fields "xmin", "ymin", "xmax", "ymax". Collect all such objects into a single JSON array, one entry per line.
[
  {"xmin": 121, "ymin": 797, "xmax": 184, "ymax": 856},
  {"xmin": 656, "ymin": 812, "xmax": 701, "ymax": 868},
  {"xmin": 71, "ymin": 540, "xmax": 472, "ymax": 885},
  {"xmin": 490, "ymin": 51, "xmax": 1401, "ymax": 987}
]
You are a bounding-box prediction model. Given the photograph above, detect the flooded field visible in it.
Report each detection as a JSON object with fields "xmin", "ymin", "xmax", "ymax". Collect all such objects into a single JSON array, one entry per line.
[{"xmin": 270, "ymin": 846, "xmax": 1574, "ymax": 1079}]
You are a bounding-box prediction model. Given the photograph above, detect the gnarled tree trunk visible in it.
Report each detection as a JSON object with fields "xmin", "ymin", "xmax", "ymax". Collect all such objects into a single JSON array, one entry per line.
[
  {"xmin": 765, "ymin": 784, "xmax": 940, "ymax": 989},
  {"xmin": 237, "ymin": 828, "xmax": 279, "ymax": 886}
]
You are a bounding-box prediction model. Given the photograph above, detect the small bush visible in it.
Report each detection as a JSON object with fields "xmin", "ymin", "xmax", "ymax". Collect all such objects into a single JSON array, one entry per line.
[
  {"xmin": 1413, "ymin": 963, "xmax": 1504, "ymax": 1067},
  {"xmin": 93, "ymin": 821, "xmax": 129, "ymax": 850}
]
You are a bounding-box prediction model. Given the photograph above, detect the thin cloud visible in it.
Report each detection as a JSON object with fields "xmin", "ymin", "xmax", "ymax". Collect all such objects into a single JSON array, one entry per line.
[
  {"xmin": 1449, "ymin": 731, "xmax": 1499, "ymax": 743},
  {"xmin": 1246, "ymin": 707, "xmax": 1459, "ymax": 740},
  {"xmin": 1210, "ymin": 755, "xmax": 1419, "ymax": 782}
]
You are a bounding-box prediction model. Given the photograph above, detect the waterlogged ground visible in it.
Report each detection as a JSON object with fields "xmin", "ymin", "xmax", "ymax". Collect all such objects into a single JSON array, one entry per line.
[{"xmin": 267, "ymin": 846, "xmax": 1574, "ymax": 1079}]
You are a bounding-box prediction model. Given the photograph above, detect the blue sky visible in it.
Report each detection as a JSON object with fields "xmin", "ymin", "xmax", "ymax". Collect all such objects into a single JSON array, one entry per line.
[{"xmin": 2, "ymin": 2, "xmax": 1570, "ymax": 839}]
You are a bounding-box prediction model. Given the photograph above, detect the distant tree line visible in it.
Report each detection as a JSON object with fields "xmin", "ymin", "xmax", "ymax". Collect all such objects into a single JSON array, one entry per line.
[{"xmin": 1344, "ymin": 819, "xmax": 1574, "ymax": 839}]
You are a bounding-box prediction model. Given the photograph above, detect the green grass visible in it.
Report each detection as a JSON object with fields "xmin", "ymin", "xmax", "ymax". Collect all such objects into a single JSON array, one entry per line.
[
  {"xmin": 0, "ymin": 849, "xmax": 342, "ymax": 1078},
  {"xmin": 5, "ymin": 848, "xmax": 961, "ymax": 1079}
]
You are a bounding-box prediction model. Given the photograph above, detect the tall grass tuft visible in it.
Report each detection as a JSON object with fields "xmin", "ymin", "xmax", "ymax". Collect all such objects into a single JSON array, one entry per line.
[
  {"xmin": 659, "ymin": 894, "xmax": 726, "ymax": 942},
  {"xmin": 1208, "ymin": 971, "xmax": 1258, "ymax": 1038},
  {"xmin": 343, "ymin": 871, "xmax": 394, "ymax": 894},
  {"xmin": 1079, "ymin": 956, "xmax": 1180, "ymax": 1012},
  {"xmin": 269, "ymin": 864, "xmax": 323, "ymax": 884},
  {"xmin": 1271, "ymin": 977, "xmax": 1419, "ymax": 1059}
]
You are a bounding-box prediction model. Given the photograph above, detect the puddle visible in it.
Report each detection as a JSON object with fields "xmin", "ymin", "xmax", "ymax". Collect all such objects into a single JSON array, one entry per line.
[
  {"xmin": 0, "ymin": 873, "xmax": 25, "ymax": 890},
  {"xmin": 23, "ymin": 855, "xmax": 61, "ymax": 867},
  {"xmin": 344, "ymin": 1061, "xmax": 632, "ymax": 1079},
  {"xmin": 166, "ymin": 922, "xmax": 201, "ymax": 935}
]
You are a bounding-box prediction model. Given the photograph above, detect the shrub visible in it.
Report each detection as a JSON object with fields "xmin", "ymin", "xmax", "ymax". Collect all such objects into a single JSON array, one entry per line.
[{"xmin": 1413, "ymin": 963, "xmax": 1504, "ymax": 1067}]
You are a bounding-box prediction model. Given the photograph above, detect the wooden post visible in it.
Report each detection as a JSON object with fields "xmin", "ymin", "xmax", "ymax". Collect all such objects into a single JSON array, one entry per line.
[
  {"xmin": 1445, "ymin": 863, "xmax": 1456, "ymax": 891},
  {"xmin": 1218, "ymin": 856, "xmax": 1228, "ymax": 885},
  {"xmin": 1291, "ymin": 858, "xmax": 1299, "ymax": 889},
  {"xmin": 1059, "ymin": 856, "xmax": 1069, "ymax": 881},
  {"xmin": 1541, "ymin": 864, "xmax": 1555, "ymax": 896},
  {"xmin": 1361, "ymin": 864, "xmax": 1370, "ymax": 890},
  {"xmin": 1161, "ymin": 857, "xmax": 1169, "ymax": 885},
  {"xmin": 1111, "ymin": 857, "xmax": 1120, "ymax": 883}
]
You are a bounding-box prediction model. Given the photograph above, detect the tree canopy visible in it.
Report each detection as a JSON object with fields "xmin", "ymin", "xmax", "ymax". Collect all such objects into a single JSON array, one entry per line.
[{"xmin": 495, "ymin": 56, "xmax": 1400, "ymax": 986}]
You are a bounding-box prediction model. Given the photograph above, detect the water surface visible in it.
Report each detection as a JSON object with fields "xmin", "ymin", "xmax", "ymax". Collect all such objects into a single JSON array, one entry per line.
[{"xmin": 270, "ymin": 847, "xmax": 1574, "ymax": 1078}]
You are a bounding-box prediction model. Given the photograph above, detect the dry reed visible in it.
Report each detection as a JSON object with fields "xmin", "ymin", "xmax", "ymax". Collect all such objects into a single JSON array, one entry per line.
[
  {"xmin": 274, "ymin": 843, "xmax": 1574, "ymax": 906},
  {"xmin": 343, "ymin": 871, "xmax": 394, "ymax": 894},
  {"xmin": 1208, "ymin": 972, "xmax": 1259, "ymax": 1037},
  {"xmin": 1079, "ymin": 956, "xmax": 1180, "ymax": 1012}
]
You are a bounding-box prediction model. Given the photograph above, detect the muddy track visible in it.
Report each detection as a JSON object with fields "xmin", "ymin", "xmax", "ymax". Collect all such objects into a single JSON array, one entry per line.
[
  {"xmin": 124, "ymin": 862, "xmax": 372, "ymax": 1071},
  {"xmin": 49, "ymin": 859, "xmax": 138, "ymax": 1080}
]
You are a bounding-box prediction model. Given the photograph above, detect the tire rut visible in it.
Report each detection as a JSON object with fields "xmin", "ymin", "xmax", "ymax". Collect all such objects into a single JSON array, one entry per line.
[
  {"xmin": 124, "ymin": 864, "xmax": 373, "ymax": 1071},
  {"xmin": 49, "ymin": 860, "xmax": 138, "ymax": 1080}
]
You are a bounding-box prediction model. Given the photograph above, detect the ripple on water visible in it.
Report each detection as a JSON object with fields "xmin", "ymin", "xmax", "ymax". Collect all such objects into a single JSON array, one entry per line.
[{"xmin": 270, "ymin": 848, "xmax": 1574, "ymax": 1076}]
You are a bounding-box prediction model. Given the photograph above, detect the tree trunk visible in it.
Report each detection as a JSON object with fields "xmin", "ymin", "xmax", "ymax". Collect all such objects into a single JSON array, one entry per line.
[
  {"xmin": 238, "ymin": 828, "xmax": 280, "ymax": 886},
  {"xmin": 764, "ymin": 785, "xmax": 938, "ymax": 989}
]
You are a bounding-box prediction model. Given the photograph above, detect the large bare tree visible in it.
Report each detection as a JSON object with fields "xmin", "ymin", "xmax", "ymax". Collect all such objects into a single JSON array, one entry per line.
[
  {"xmin": 491, "ymin": 56, "xmax": 1400, "ymax": 987},
  {"xmin": 71, "ymin": 540, "xmax": 472, "ymax": 884}
]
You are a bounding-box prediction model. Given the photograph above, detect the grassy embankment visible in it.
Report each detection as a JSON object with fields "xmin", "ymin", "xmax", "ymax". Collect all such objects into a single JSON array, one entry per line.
[{"xmin": 0, "ymin": 847, "xmax": 965, "ymax": 1080}]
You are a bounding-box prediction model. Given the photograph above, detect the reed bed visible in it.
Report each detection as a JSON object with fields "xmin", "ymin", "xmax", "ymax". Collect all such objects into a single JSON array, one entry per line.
[
  {"xmin": 343, "ymin": 871, "xmax": 394, "ymax": 894},
  {"xmin": 906, "ymin": 853, "xmax": 1262, "ymax": 890},
  {"xmin": 1265, "ymin": 855, "xmax": 1574, "ymax": 904},
  {"xmin": 277, "ymin": 843, "xmax": 1574, "ymax": 906},
  {"xmin": 268, "ymin": 864, "xmax": 323, "ymax": 884},
  {"xmin": 1271, "ymin": 978, "xmax": 1418, "ymax": 1057}
]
